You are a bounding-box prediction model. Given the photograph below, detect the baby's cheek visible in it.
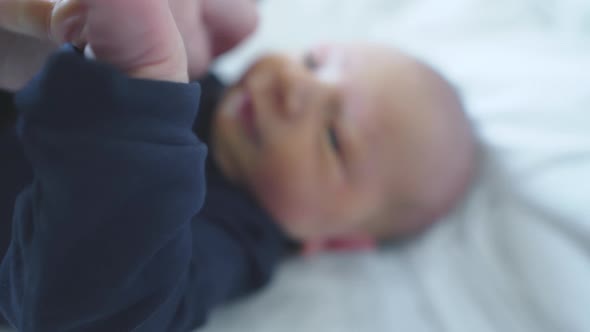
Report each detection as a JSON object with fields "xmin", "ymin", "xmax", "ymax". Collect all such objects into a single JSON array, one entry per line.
[{"xmin": 250, "ymin": 171, "xmax": 324, "ymax": 237}]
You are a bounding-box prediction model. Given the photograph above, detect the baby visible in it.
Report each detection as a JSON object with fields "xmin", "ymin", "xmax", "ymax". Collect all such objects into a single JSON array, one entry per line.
[
  {"xmin": 208, "ymin": 44, "xmax": 476, "ymax": 251},
  {"xmin": 0, "ymin": 0, "xmax": 476, "ymax": 330}
]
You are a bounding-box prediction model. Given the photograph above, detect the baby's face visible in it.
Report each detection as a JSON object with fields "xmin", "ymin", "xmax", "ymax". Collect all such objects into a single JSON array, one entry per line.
[{"xmin": 212, "ymin": 44, "xmax": 470, "ymax": 241}]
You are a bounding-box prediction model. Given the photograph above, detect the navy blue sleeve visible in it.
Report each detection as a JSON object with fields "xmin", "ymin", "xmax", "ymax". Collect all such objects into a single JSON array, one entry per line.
[
  {"xmin": 0, "ymin": 126, "xmax": 32, "ymax": 267},
  {"xmin": 0, "ymin": 46, "xmax": 219, "ymax": 331}
]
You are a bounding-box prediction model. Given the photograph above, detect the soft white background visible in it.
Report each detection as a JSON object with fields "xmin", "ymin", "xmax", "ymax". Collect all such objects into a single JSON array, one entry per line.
[{"xmin": 3, "ymin": 1, "xmax": 589, "ymax": 331}]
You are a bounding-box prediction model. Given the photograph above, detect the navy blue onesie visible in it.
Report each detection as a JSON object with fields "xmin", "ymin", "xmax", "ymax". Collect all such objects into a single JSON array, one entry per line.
[{"xmin": 0, "ymin": 47, "xmax": 290, "ymax": 331}]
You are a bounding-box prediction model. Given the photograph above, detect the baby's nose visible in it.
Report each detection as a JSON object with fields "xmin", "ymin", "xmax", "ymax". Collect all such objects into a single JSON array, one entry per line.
[{"xmin": 270, "ymin": 55, "xmax": 316, "ymax": 121}]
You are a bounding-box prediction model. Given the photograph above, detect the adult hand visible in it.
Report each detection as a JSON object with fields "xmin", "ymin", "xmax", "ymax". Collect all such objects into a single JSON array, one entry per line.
[{"xmin": 0, "ymin": 0, "xmax": 258, "ymax": 87}]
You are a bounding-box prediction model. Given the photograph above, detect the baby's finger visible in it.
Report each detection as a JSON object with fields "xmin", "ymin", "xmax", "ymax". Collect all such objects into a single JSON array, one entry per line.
[
  {"xmin": 79, "ymin": 0, "xmax": 187, "ymax": 81},
  {"xmin": 50, "ymin": 0, "xmax": 86, "ymax": 44},
  {"xmin": 0, "ymin": 0, "xmax": 55, "ymax": 39}
]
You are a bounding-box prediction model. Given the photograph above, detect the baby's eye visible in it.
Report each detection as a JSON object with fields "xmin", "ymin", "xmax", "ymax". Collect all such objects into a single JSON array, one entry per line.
[
  {"xmin": 327, "ymin": 127, "xmax": 341, "ymax": 153},
  {"xmin": 303, "ymin": 53, "xmax": 320, "ymax": 71}
]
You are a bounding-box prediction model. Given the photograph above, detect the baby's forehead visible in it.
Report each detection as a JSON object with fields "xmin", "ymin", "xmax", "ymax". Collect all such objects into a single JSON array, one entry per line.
[
  {"xmin": 341, "ymin": 73, "xmax": 400, "ymax": 134},
  {"xmin": 345, "ymin": 93, "xmax": 400, "ymax": 176},
  {"xmin": 321, "ymin": 43, "xmax": 427, "ymax": 176},
  {"xmin": 342, "ymin": 49, "xmax": 432, "ymax": 131},
  {"xmin": 343, "ymin": 74, "xmax": 418, "ymax": 180}
]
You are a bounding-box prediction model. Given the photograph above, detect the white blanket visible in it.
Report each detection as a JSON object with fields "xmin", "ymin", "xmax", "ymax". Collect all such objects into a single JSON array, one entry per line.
[{"xmin": 202, "ymin": 0, "xmax": 590, "ymax": 331}]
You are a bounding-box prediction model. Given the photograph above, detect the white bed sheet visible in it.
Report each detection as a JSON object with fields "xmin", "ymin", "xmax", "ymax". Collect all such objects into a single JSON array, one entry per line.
[{"xmin": 201, "ymin": 0, "xmax": 590, "ymax": 331}]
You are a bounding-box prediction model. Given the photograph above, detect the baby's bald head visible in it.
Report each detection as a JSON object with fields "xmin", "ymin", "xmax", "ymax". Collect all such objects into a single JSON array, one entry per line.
[
  {"xmin": 213, "ymin": 43, "xmax": 476, "ymax": 246},
  {"xmin": 364, "ymin": 50, "xmax": 477, "ymax": 239}
]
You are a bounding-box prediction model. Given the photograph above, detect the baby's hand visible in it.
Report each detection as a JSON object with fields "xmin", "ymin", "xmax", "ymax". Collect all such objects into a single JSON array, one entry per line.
[
  {"xmin": 1, "ymin": 0, "xmax": 259, "ymax": 85},
  {"xmin": 54, "ymin": 0, "xmax": 189, "ymax": 83},
  {"xmin": 0, "ymin": 0, "xmax": 187, "ymax": 82}
]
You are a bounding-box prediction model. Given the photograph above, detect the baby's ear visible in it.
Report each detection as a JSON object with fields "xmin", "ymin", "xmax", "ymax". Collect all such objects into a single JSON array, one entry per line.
[{"xmin": 301, "ymin": 235, "xmax": 376, "ymax": 256}]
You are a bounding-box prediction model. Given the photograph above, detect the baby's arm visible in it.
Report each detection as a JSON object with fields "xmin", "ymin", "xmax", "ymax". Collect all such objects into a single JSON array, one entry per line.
[
  {"xmin": 0, "ymin": 46, "xmax": 290, "ymax": 331},
  {"xmin": 0, "ymin": 46, "xmax": 206, "ymax": 331},
  {"xmin": 0, "ymin": 1, "xmax": 289, "ymax": 329}
]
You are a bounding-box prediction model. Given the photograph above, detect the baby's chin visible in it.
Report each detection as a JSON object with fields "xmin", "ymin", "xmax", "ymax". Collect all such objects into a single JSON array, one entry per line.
[
  {"xmin": 254, "ymin": 195, "xmax": 318, "ymax": 240},
  {"xmin": 260, "ymin": 204, "xmax": 366, "ymax": 242}
]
